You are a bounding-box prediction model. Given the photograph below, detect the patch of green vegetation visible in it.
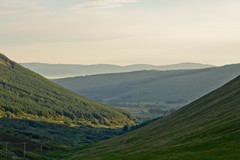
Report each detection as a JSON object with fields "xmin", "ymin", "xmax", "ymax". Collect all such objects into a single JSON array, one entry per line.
[{"xmin": 67, "ymin": 75, "xmax": 240, "ymax": 159}]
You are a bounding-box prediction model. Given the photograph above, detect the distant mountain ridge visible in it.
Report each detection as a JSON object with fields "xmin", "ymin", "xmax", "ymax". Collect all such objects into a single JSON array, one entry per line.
[{"xmin": 21, "ymin": 62, "xmax": 214, "ymax": 79}]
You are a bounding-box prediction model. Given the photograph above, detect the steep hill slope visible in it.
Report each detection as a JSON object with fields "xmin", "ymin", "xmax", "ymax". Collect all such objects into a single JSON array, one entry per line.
[
  {"xmin": 55, "ymin": 64, "xmax": 240, "ymax": 105},
  {"xmin": 21, "ymin": 63, "xmax": 214, "ymax": 79},
  {"xmin": 68, "ymin": 75, "xmax": 240, "ymax": 160},
  {"xmin": 0, "ymin": 53, "xmax": 134, "ymax": 128}
]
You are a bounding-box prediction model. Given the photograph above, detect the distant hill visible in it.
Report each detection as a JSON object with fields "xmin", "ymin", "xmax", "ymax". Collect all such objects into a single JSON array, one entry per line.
[
  {"xmin": 0, "ymin": 53, "xmax": 134, "ymax": 128},
  {"xmin": 21, "ymin": 62, "xmax": 214, "ymax": 79},
  {"xmin": 68, "ymin": 75, "xmax": 240, "ymax": 160},
  {"xmin": 54, "ymin": 64, "xmax": 240, "ymax": 107}
]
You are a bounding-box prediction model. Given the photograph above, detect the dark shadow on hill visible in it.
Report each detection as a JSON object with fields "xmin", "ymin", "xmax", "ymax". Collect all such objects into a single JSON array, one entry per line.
[
  {"xmin": 0, "ymin": 118, "xmax": 123, "ymax": 146},
  {"xmin": 0, "ymin": 118, "xmax": 127, "ymax": 159}
]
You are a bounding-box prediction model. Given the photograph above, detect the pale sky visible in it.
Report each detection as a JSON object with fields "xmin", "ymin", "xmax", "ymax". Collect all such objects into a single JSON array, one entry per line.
[{"xmin": 0, "ymin": 0, "xmax": 240, "ymax": 65}]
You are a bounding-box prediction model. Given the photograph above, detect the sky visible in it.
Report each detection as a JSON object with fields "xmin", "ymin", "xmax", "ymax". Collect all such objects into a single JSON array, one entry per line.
[{"xmin": 0, "ymin": 0, "xmax": 240, "ymax": 66}]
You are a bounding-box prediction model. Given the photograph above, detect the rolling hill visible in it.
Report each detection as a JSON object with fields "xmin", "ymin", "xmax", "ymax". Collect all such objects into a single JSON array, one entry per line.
[
  {"xmin": 68, "ymin": 75, "xmax": 240, "ymax": 160},
  {"xmin": 21, "ymin": 62, "xmax": 214, "ymax": 79},
  {"xmin": 54, "ymin": 64, "xmax": 240, "ymax": 107},
  {"xmin": 0, "ymin": 53, "xmax": 134, "ymax": 128}
]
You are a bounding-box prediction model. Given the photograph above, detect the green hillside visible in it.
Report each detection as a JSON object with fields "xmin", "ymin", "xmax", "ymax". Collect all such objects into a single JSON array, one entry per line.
[
  {"xmin": 0, "ymin": 53, "xmax": 134, "ymax": 128},
  {"xmin": 0, "ymin": 53, "xmax": 136, "ymax": 159},
  {"xmin": 68, "ymin": 75, "xmax": 240, "ymax": 160}
]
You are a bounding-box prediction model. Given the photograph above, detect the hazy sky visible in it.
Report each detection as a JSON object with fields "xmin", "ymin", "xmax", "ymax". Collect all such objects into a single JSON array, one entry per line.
[{"xmin": 1, "ymin": 0, "xmax": 240, "ymax": 65}]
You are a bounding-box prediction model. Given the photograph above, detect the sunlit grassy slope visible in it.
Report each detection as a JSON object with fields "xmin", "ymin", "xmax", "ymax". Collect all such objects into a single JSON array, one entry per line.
[
  {"xmin": 69, "ymin": 75, "xmax": 240, "ymax": 160},
  {"xmin": 0, "ymin": 53, "xmax": 135, "ymax": 128}
]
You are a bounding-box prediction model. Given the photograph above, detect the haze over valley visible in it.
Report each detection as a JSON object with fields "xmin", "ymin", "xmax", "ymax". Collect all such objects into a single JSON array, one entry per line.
[{"xmin": 21, "ymin": 62, "xmax": 214, "ymax": 79}]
